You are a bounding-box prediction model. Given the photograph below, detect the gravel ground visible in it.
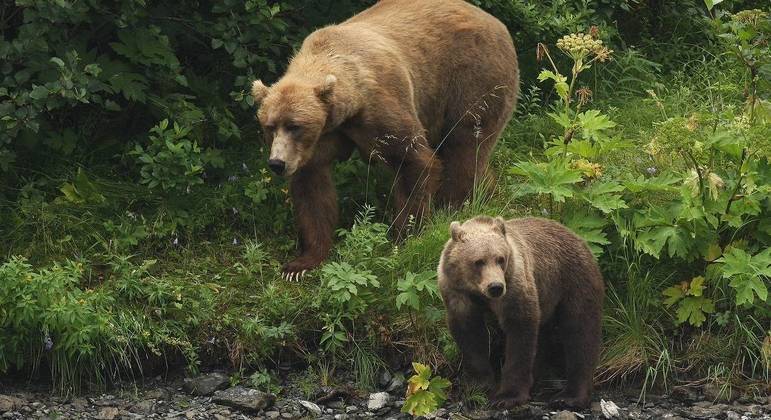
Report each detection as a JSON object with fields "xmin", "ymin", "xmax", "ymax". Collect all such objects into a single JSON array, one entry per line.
[{"xmin": 1, "ymin": 372, "xmax": 769, "ymax": 419}]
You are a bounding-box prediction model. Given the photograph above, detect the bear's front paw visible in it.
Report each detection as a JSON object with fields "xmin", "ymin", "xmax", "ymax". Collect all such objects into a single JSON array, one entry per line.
[
  {"xmin": 490, "ymin": 392, "xmax": 530, "ymax": 410},
  {"xmin": 281, "ymin": 256, "xmax": 323, "ymax": 281}
]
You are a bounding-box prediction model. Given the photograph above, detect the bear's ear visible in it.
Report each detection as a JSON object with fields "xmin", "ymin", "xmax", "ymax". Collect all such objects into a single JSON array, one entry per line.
[
  {"xmin": 314, "ymin": 74, "xmax": 337, "ymax": 103},
  {"xmin": 493, "ymin": 217, "xmax": 507, "ymax": 236},
  {"xmin": 450, "ymin": 221, "xmax": 465, "ymax": 242},
  {"xmin": 251, "ymin": 80, "xmax": 269, "ymax": 104}
]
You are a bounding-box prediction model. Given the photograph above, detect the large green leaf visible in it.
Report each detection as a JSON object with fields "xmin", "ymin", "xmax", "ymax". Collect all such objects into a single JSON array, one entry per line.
[{"xmin": 510, "ymin": 161, "xmax": 583, "ymax": 203}]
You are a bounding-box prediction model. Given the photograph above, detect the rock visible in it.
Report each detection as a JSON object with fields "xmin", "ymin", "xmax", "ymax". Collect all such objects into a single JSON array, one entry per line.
[
  {"xmin": 94, "ymin": 407, "xmax": 121, "ymax": 420},
  {"xmin": 387, "ymin": 374, "xmax": 406, "ymax": 393},
  {"xmin": 144, "ymin": 388, "xmax": 172, "ymax": 401},
  {"xmin": 265, "ymin": 411, "xmax": 281, "ymax": 419},
  {"xmin": 345, "ymin": 405, "xmax": 358, "ymax": 413},
  {"xmin": 703, "ymin": 383, "xmax": 738, "ymax": 403},
  {"xmin": 212, "ymin": 386, "xmax": 275, "ymax": 414},
  {"xmin": 506, "ymin": 404, "xmax": 545, "ymax": 419},
  {"xmin": 299, "ymin": 400, "xmax": 322, "ymax": 417},
  {"xmin": 600, "ymin": 399, "xmax": 620, "ymax": 418},
  {"xmin": 551, "ymin": 411, "xmax": 578, "ymax": 420},
  {"xmin": 725, "ymin": 411, "xmax": 741, "ymax": 420},
  {"xmin": 182, "ymin": 372, "xmax": 230, "ymax": 396},
  {"xmin": 462, "ymin": 410, "xmax": 498, "ymax": 420},
  {"xmin": 671, "ymin": 386, "xmax": 699, "ymax": 402},
  {"xmin": 379, "ymin": 370, "xmax": 393, "ymax": 388},
  {"xmin": 367, "ymin": 392, "xmax": 391, "ymax": 411},
  {"xmin": 326, "ymin": 400, "xmax": 345, "ymax": 409},
  {"xmin": 129, "ymin": 399, "xmax": 155, "ymax": 414},
  {"xmin": 0, "ymin": 396, "xmax": 24, "ymax": 413}
]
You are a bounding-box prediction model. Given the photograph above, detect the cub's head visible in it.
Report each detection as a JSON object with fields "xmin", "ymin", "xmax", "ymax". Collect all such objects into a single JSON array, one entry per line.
[
  {"xmin": 441, "ymin": 216, "xmax": 511, "ymax": 299},
  {"xmin": 251, "ymin": 74, "xmax": 336, "ymax": 176}
]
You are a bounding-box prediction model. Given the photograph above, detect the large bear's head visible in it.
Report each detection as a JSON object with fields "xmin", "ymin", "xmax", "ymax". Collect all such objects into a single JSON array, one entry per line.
[
  {"xmin": 251, "ymin": 75, "xmax": 336, "ymax": 176},
  {"xmin": 442, "ymin": 216, "xmax": 512, "ymax": 299}
]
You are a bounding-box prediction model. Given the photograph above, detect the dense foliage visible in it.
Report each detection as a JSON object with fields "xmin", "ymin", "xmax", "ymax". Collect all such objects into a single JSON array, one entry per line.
[{"xmin": 0, "ymin": 0, "xmax": 769, "ymax": 405}]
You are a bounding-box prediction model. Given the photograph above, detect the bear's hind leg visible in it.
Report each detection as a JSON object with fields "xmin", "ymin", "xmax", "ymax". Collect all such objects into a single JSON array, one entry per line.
[
  {"xmin": 390, "ymin": 131, "xmax": 442, "ymax": 239},
  {"xmin": 435, "ymin": 119, "xmax": 501, "ymax": 208},
  {"xmin": 551, "ymin": 301, "xmax": 602, "ymax": 409}
]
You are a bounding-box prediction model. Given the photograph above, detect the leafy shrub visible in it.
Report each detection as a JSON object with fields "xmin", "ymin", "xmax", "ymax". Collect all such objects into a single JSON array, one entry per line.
[{"xmin": 402, "ymin": 362, "xmax": 451, "ymax": 417}]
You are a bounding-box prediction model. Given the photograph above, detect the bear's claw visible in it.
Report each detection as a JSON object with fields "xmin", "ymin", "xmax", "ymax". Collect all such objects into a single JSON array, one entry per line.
[{"xmin": 281, "ymin": 270, "xmax": 308, "ymax": 282}]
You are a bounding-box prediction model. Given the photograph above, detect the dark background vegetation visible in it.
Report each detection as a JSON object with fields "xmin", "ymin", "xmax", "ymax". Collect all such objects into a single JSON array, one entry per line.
[{"xmin": 0, "ymin": 0, "xmax": 769, "ymax": 401}]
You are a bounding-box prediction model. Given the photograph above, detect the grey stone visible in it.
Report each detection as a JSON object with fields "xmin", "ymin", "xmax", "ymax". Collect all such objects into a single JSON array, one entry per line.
[
  {"xmin": 0, "ymin": 396, "xmax": 24, "ymax": 413},
  {"xmin": 326, "ymin": 400, "xmax": 345, "ymax": 409},
  {"xmin": 345, "ymin": 405, "xmax": 358, "ymax": 413},
  {"xmin": 299, "ymin": 400, "xmax": 323, "ymax": 417},
  {"xmin": 183, "ymin": 373, "xmax": 230, "ymax": 396},
  {"xmin": 145, "ymin": 388, "xmax": 172, "ymax": 401},
  {"xmin": 367, "ymin": 393, "xmax": 391, "ymax": 411},
  {"xmin": 129, "ymin": 400, "xmax": 155, "ymax": 414},
  {"xmin": 387, "ymin": 374, "xmax": 406, "ymax": 393},
  {"xmin": 551, "ymin": 411, "xmax": 578, "ymax": 420},
  {"xmin": 671, "ymin": 386, "xmax": 699, "ymax": 402},
  {"xmin": 725, "ymin": 411, "xmax": 741, "ymax": 420},
  {"xmin": 94, "ymin": 407, "xmax": 121, "ymax": 420},
  {"xmin": 703, "ymin": 383, "xmax": 738, "ymax": 403},
  {"xmin": 265, "ymin": 411, "xmax": 281, "ymax": 419},
  {"xmin": 379, "ymin": 370, "xmax": 393, "ymax": 388},
  {"xmin": 212, "ymin": 386, "xmax": 275, "ymax": 414}
]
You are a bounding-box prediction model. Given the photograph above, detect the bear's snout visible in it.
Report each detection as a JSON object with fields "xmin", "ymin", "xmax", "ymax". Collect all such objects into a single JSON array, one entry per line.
[
  {"xmin": 486, "ymin": 282, "xmax": 505, "ymax": 298},
  {"xmin": 268, "ymin": 159, "xmax": 286, "ymax": 176}
]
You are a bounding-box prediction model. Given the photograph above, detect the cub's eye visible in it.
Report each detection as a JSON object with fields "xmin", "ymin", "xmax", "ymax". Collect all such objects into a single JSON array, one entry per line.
[
  {"xmin": 496, "ymin": 256, "xmax": 505, "ymax": 266},
  {"xmin": 263, "ymin": 124, "xmax": 275, "ymax": 132},
  {"xmin": 474, "ymin": 259, "xmax": 485, "ymax": 268},
  {"xmin": 285, "ymin": 123, "xmax": 302, "ymax": 132}
]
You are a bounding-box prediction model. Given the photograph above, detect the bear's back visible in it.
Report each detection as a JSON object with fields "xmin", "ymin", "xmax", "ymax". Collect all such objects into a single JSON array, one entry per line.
[{"xmin": 507, "ymin": 217, "xmax": 604, "ymax": 316}]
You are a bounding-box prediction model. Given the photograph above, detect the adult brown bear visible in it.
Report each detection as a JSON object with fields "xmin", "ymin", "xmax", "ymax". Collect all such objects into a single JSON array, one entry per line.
[{"xmin": 251, "ymin": 0, "xmax": 519, "ymax": 279}]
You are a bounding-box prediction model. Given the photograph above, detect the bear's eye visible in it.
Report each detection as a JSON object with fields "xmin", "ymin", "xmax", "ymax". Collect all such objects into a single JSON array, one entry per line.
[
  {"xmin": 496, "ymin": 256, "xmax": 505, "ymax": 266},
  {"xmin": 285, "ymin": 123, "xmax": 302, "ymax": 132},
  {"xmin": 263, "ymin": 124, "xmax": 276, "ymax": 133},
  {"xmin": 474, "ymin": 259, "xmax": 485, "ymax": 268}
]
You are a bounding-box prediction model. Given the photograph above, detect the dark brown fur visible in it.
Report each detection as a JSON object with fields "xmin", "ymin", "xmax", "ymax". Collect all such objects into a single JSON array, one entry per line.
[
  {"xmin": 251, "ymin": 0, "xmax": 519, "ymax": 276},
  {"xmin": 437, "ymin": 216, "xmax": 604, "ymax": 409}
]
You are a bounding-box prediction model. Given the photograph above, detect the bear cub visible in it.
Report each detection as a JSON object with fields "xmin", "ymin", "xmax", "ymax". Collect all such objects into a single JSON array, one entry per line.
[{"xmin": 437, "ymin": 216, "xmax": 604, "ymax": 409}]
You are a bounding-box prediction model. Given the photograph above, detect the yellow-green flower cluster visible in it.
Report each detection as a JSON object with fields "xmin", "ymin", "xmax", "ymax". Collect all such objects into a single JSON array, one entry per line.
[
  {"xmin": 556, "ymin": 33, "xmax": 613, "ymax": 62},
  {"xmin": 732, "ymin": 9, "xmax": 768, "ymax": 26}
]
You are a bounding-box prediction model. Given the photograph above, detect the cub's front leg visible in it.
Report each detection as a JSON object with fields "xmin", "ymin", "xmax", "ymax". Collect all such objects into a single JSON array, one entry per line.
[
  {"xmin": 443, "ymin": 291, "xmax": 495, "ymax": 392},
  {"xmin": 491, "ymin": 313, "xmax": 539, "ymax": 409}
]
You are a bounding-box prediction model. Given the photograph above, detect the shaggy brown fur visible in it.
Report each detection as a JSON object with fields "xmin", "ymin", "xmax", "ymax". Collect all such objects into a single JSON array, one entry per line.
[
  {"xmin": 251, "ymin": 0, "xmax": 519, "ymax": 277},
  {"xmin": 437, "ymin": 216, "xmax": 604, "ymax": 409}
]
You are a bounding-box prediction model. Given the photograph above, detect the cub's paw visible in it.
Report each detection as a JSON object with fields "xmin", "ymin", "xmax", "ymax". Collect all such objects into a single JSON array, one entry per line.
[{"xmin": 281, "ymin": 256, "xmax": 322, "ymax": 281}]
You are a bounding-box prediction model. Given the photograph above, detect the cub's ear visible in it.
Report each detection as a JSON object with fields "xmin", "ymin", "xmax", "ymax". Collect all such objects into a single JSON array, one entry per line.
[
  {"xmin": 493, "ymin": 217, "xmax": 507, "ymax": 236},
  {"xmin": 314, "ymin": 74, "xmax": 337, "ymax": 102},
  {"xmin": 450, "ymin": 221, "xmax": 465, "ymax": 242},
  {"xmin": 251, "ymin": 80, "xmax": 269, "ymax": 104}
]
